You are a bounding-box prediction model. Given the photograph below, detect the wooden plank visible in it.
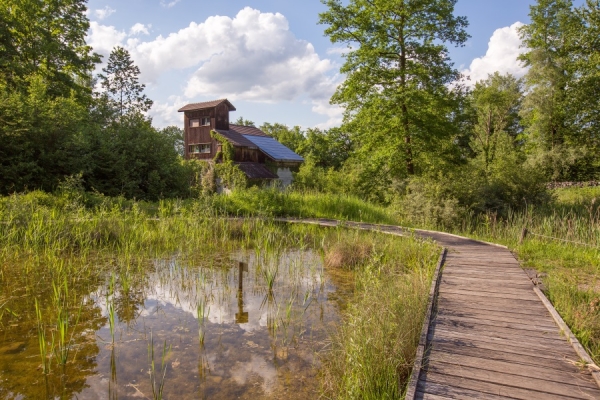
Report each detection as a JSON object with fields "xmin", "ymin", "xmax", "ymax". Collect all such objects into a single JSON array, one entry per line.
[
  {"xmin": 436, "ymin": 307, "xmax": 556, "ymax": 327},
  {"xmin": 437, "ymin": 311, "xmax": 560, "ymax": 335},
  {"xmin": 438, "ymin": 292, "xmax": 545, "ymax": 308},
  {"xmin": 431, "ymin": 323, "xmax": 568, "ymax": 346},
  {"xmin": 439, "ymin": 288, "xmax": 539, "ymax": 301},
  {"xmin": 440, "ymin": 276, "xmax": 533, "ymax": 287},
  {"xmin": 425, "ymin": 362, "xmax": 600, "ymax": 398},
  {"xmin": 442, "ymin": 267, "xmax": 527, "ymax": 276},
  {"xmin": 428, "ymin": 351, "xmax": 599, "ymax": 388},
  {"xmin": 416, "ymin": 381, "xmax": 511, "ymax": 400},
  {"xmin": 438, "ymin": 284, "xmax": 533, "ymax": 297},
  {"xmin": 430, "ymin": 340, "xmax": 580, "ymax": 371},
  {"xmin": 420, "ymin": 370, "xmax": 591, "ymax": 400},
  {"xmin": 434, "ymin": 318, "xmax": 565, "ymax": 342},
  {"xmin": 429, "ymin": 327, "xmax": 577, "ymax": 354},
  {"xmin": 437, "ymin": 297, "xmax": 549, "ymax": 316}
]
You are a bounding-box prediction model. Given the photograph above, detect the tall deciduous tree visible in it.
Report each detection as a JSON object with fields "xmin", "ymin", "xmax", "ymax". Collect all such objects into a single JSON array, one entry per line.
[
  {"xmin": 567, "ymin": 0, "xmax": 600, "ymax": 152},
  {"xmin": 0, "ymin": 0, "xmax": 98, "ymax": 97},
  {"xmin": 518, "ymin": 0, "xmax": 577, "ymax": 151},
  {"xmin": 99, "ymin": 46, "xmax": 152, "ymax": 118},
  {"xmin": 319, "ymin": 0, "xmax": 469, "ymax": 177},
  {"xmin": 471, "ymin": 73, "xmax": 523, "ymax": 174}
]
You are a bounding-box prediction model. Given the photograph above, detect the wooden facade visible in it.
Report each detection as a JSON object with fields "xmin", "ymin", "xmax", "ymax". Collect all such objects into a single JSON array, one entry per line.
[{"xmin": 181, "ymin": 100, "xmax": 234, "ymax": 160}]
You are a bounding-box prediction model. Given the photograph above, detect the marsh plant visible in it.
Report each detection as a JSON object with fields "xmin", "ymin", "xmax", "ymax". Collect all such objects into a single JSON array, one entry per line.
[{"xmin": 148, "ymin": 331, "xmax": 171, "ymax": 400}]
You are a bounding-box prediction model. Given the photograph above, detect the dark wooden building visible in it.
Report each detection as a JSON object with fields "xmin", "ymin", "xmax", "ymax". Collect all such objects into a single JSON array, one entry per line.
[{"xmin": 178, "ymin": 99, "xmax": 304, "ymax": 185}]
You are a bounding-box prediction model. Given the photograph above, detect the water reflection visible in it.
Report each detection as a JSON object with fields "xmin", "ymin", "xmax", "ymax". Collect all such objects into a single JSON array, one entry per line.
[{"xmin": 0, "ymin": 249, "xmax": 352, "ymax": 399}]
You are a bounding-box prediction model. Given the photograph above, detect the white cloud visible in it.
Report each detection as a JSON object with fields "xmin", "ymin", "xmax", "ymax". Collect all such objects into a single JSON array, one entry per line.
[
  {"xmin": 311, "ymin": 100, "xmax": 344, "ymax": 129},
  {"xmin": 462, "ymin": 22, "xmax": 528, "ymax": 85},
  {"xmin": 149, "ymin": 96, "xmax": 186, "ymax": 127},
  {"xmin": 94, "ymin": 6, "xmax": 116, "ymax": 21},
  {"xmin": 130, "ymin": 23, "xmax": 151, "ymax": 36},
  {"xmin": 87, "ymin": 21, "xmax": 127, "ymax": 58},
  {"xmin": 160, "ymin": 0, "xmax": 181, "ymax": 8}
]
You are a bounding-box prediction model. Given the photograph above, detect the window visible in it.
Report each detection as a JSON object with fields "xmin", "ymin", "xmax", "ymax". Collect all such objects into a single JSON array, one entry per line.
[
  {"xmin": 188, "ymin": 143, "xmax": 211, "ymax": 154},
  {"xmin": 189, "ymin": 117, "xmax": 210, "ymax": 127}
]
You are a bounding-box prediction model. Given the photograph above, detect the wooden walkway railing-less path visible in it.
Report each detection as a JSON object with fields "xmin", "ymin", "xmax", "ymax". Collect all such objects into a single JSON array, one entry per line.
[{"xmin": 279, "ymin": 219, "xmax": 600, "ymax": 399}]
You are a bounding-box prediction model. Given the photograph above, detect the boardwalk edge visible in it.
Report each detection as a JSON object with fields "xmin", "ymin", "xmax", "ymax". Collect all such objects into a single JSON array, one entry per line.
[
  {"xmin": 404, "ymin": 247, "xmax": 447, "ymax": 399},
  {"xmin": 533, "ymin": 286, "xmax": 600, "ymax": 388}
]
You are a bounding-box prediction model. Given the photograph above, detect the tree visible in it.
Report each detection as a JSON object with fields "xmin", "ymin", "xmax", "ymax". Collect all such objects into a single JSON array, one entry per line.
[
  {"xmin": 470, "ymin": 73, "xmax": 523, "ymax": 175},
  {"xmin": 566, "ymin": 0, "xmax": 600, "ymax": 152},
  {"xmin": 233, "ymin": 116, "xmax": 255, "ymax": 127},
  {"xmin": 160, "ymin": 126, "xmax": 184, "ymax": 157},
  {"xmin": 319, "ymin": 0, "xmax": 469, "ymax": 177},
  {"xmin": 0, "ymin": 0, "xmax": 99, "ymax": 98},
  {"xmin": 518, "ymin": 0, "xmax": 578, "ymax": 151},
  {"xmin": 99, "ymin": 46, "xmax": 152, "ymax": 118}
]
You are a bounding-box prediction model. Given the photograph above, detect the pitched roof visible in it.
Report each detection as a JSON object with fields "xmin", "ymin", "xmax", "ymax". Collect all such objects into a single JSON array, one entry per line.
[
  {"xmin": 214, "ymin": 129, "xmax": 258, "ymax": 149},
  {"xmin": 178, "ymin": 99, "xmax": 236, "ymax": 112},
  {"xmin": 243, "ymin": 135, "xmax": 304, "ymax": 163},
  {"xmin": 236, "ymin": 162, "xmax": 278, "ymax": 179},
  {"xmin": 229, "ymin": 124, "xmax": 270, "ymax": 137}
]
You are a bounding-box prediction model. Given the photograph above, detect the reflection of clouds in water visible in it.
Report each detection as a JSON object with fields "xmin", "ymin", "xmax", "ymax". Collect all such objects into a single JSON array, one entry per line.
[
  {"xmin": 128, "ymin": 251, "xmax": 327, "ymax": 333},
  {"xmin": 230, "ymin": 354, "xmax": 278, "ymax": 394}
]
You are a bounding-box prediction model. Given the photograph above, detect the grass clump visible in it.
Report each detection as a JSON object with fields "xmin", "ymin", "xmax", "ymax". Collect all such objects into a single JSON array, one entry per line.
[
  {"xmin": 324, "ymin": 238, "xmax": 372, "ymax": 270},
  {"xmin": 320, "ymin": 234, "xmax": 439, "ymax": 399}
]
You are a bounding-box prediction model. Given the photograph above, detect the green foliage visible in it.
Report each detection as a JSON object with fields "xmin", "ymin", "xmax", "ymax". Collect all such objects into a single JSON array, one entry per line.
[
  {"xmin": 214, "ymin": 162, "xmax": 247, "ymax": 191},
  {"xmin": 0, "ymin": 0, "xmax": 99, "ymax": 98},
  {"xmin": 471, "ymin": 73, "xmax": 523, "ymax": 174},
  {"xmin": 320, "ymin": 0, "xmax": 469, "ymax": 176},
  {"xmin": 160, "ymin": 126, "xmax": 184, "ymax": 157},
  {"xmin": 81, "ymin": 113, "xmax": 187, "ymax": 200},
  {"xmin": 210, "ymin": 130, "xmax": 235, "ymax": 162},
  {"xmin": 0, "ymin": 75, "xmax": 88, "ymax": 194},
  {"xmin": 233, "ymin": 116, "xmax": 255, "ymax": 127}
]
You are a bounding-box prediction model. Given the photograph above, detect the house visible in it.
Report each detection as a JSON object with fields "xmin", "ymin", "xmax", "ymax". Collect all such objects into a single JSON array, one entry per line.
[{"xmin": 178, "ymin": 99, "xmax": 304, "ymax": 186}]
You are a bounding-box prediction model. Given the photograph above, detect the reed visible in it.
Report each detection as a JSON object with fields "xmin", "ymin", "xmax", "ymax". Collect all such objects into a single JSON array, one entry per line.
[{"xmin": 148, "ymin": 331, "xmax": 171, "ymax": 400}]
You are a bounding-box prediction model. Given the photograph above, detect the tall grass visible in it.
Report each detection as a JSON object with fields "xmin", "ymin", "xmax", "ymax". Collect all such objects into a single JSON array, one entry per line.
[{"xmin": 320, "ymin": 232, "xmax": 439, "ymax": 399}]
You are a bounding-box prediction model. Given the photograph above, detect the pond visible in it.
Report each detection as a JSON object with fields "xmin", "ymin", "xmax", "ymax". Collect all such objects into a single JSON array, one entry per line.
[{"xmin": 0, "ymin": 249, "xmax": 354, "ymax": 399}]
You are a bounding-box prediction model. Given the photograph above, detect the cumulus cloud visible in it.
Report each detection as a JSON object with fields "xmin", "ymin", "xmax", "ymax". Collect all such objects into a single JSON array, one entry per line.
[
  {"xmin": 462, "ymin": 22, "xmax": 528, "ymax": 85},
  {"xmin": 94, "ymin": 6, "xmax": 116, "ymax": 21},
  {"xmin": 87, "ymin": 7, "xmax": 343, "ymax": 128},
  {"xmin": 130, "ymin": 23, "xmax": 150, "ymax": 36}
]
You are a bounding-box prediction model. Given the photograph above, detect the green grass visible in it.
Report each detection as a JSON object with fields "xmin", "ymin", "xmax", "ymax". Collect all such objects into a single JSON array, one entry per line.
[{"xmin": 319, "ymin": 231, "xmax": 439, "ymax": 399}]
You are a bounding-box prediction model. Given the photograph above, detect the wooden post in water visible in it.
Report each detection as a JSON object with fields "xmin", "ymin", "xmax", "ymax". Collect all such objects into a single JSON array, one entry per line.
[{"xmin": 236, "ymin": 262, "xmax": 249, "ymax": 323}]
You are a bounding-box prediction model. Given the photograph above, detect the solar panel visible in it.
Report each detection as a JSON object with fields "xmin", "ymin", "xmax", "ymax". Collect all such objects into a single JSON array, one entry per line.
[{"xmin": 243, "ymin": 135, "xmax": 305, "ymax": 162}]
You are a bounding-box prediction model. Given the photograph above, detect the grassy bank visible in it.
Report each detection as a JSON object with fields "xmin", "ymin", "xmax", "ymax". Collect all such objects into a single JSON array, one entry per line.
[{"xmin": 320, "ymin": 233, "xmax": 439, "ymax": 399}]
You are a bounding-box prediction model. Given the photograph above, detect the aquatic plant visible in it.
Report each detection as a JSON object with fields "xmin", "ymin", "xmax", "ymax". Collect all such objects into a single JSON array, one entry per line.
[{"xmin": 148, "ymin": 331, "xmax": 171, "ymax": 400}]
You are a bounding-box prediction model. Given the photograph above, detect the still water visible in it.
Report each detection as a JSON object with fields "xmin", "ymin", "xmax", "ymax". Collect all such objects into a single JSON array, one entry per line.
[{"xmin": 0, "ymin": 250, "xmax": 353, "ymax": 399}]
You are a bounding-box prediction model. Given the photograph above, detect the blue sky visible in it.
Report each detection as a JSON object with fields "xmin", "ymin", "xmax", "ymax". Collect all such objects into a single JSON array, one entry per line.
[{"xmin": 85, "ymin": 0, "xmax": 584, "ymax": 129}]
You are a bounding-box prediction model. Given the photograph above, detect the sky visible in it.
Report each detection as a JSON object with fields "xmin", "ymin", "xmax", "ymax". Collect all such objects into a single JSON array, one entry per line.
[{"xmin": 84, "ymin": 0, "xmax": 585, "ymax": 130}]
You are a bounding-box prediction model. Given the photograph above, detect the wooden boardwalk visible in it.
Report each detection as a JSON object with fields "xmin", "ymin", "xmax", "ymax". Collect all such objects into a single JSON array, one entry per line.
[{"xmin": 281, "ymin": 219, "xmax": 600, "ymax": 399}]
